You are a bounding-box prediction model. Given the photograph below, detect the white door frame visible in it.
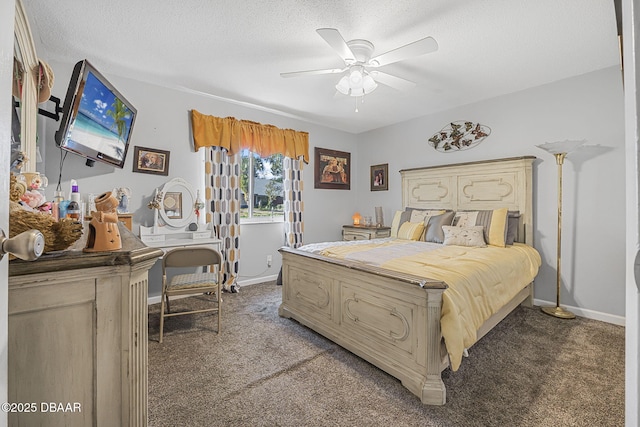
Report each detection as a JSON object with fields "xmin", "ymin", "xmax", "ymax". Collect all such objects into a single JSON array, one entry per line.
[
  {"xmin": 623, "ymin": 0, "xmax": 640, "ymax": 425},
  {"xmin": 0, "ymin": 2, "xmax": 16, "ymax": 427}
]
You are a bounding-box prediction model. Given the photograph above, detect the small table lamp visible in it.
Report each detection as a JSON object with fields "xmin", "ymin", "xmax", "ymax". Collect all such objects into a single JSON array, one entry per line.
[
  {"xmin": 536, "ymin": 139, "xmax": 586, "ymax": 319},
  {"xmin": 352, "ymin": 212, "xmax": 362, "ymax": 225}
]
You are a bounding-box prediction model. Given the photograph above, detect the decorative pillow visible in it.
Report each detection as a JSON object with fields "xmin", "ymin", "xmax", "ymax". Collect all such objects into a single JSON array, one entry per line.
[
  {"xmin": 442, "ymin": 225, "xmax": 487, "ymax": 247},
  {"xmin": 391, "ymin": 208, "xmax": 444, "ymax": 238},
  {"xmin": 390, "ymin": 210, "xmax": 413, "ymax": 237},
  {"xmin": 425, "ymin": 211, "xmax": 456, "ymax": 243},
  {"xmin": 397, "ymin": 221, "xmax": 425, "ymax": 241},
  {"xmin": 409, "ymin": 209, "xmax": 446, "ymax": 224},
  {"xmin": 506, "ymin": 211, "xmax": 520, "ymax": 245},
  {"xmin": 452, "ymin": 208, "xmax": 509, "ymax": 247}
]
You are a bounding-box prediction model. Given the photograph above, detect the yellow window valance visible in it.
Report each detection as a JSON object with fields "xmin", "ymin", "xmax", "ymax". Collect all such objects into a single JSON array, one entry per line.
[{"xmin": 191, "ymin": 109, "xmax": 309, "ymax": 163}]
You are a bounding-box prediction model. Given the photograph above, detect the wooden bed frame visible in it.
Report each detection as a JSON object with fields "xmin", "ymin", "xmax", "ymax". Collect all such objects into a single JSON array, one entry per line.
[{"xmin": 278, "ymin": 156, "xmax": 536, "ymax": 405}]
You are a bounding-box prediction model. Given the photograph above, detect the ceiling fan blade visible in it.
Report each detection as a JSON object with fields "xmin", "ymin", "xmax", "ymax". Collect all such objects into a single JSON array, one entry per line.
[
  {"xmin": 316, "ymin": 28, "xmax": 356, "ymax": 63},
  {"xmin": 369, "ymin": 71, "xmax": 416, "ymax": 91},
  {"xmin": 369, "ymin": 36, "xmax": 438, "ymax": 67},
  {"xmin": 280, "ymin": 67, "xmax": 346, "ymax": 78}
]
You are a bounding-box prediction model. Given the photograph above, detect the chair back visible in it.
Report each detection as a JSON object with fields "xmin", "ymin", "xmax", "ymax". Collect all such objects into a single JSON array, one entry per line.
[{"xmin": 162, "ymin": 247, "xmax": 222, "ymax": 271}]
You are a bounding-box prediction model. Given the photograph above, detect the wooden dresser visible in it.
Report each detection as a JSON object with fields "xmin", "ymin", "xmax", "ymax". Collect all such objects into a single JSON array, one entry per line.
[{"xmin": 8, "ymin": 224, "xmax": 162, "ymax": 426}]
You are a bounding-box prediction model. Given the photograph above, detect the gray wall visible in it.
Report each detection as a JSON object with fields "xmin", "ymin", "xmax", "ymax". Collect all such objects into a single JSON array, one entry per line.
[
  {"xmin": 39, "ymin": 59, "xmax": 358, "ymax": 297},
  {"xmin": 355, "ymin": 66, "xmax": 625, "ymax": 320},
  {"xmin": 37, "ymin": 58, "xmax": 624, "ymax": 320}
]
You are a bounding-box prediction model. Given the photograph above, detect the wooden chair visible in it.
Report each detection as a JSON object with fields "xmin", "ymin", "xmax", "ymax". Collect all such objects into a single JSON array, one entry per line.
[{"xmin": 159, "ymin": 246, "xmax": 223, "ymax": 343}]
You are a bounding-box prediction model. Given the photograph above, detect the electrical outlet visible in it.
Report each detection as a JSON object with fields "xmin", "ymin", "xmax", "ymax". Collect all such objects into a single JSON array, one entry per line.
[{"xmin": 267, "ymin": 255, "xmax": 272, "ymax": 268}]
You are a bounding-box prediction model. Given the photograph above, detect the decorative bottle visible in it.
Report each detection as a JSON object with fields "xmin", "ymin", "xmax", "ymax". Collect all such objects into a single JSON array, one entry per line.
[{"xmin": 66, "ymin": 180, "xmax": 81, "ymax": 220}]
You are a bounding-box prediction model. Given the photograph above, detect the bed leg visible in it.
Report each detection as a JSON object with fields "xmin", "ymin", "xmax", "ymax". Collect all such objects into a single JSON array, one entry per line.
[
  {"xmin": 278, "ymin": 303, "xmax": 292, "ymax": 319},
  {"xmin": 421, "ymin": 376, "xmax": 446, "ymax": 405},
  {"xmin": 421, "ymin": 289, "xmax": 447, "ymax": 405},
  {"xmin": 521, "ymin": 282, "xmax": 534, "ymax": 308}
]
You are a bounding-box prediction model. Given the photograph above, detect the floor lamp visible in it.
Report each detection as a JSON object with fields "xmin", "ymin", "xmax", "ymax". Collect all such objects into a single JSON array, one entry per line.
[{"xmin": 536, "ymin": 140, "xmax": 585, "ymax": 319}]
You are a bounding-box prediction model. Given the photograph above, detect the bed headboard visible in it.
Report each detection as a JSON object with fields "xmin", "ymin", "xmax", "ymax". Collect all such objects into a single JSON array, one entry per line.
[{"xmin": 400, "ymin": 156, "xmax": 535, "ymax": 245}]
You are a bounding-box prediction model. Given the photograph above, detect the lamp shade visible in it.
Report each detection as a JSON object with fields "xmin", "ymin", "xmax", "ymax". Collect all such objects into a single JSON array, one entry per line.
[
  {"xmin": 351, "ymin": 87, "xmax": 365, "ymax": 97},
  {"xmin": 335, "ymin": 76, "xmax": 350, "ymax": 95},
  {"xmin": 363, "ymin": 75, "xmax": 377, "ymax": 94},
  {"xmin": 537, "ymin": 139, "xmax": 586, "ymax": 155}
]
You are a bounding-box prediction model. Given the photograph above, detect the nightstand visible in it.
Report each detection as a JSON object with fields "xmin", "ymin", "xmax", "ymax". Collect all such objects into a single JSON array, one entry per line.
[{"xmin": 342, "ymin": 225, "xmax": 391, "ymax": 241}]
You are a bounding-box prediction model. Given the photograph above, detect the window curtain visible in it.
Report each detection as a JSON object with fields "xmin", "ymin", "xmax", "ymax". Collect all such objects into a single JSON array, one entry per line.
[
  {"xmin": 192, "ymin": 110, "xmax": 309, "ymax": 162},
  {"xmin": 283, "ymin": 156, "xmax": 304, "ymax": 249},
  {"xmin": 194, "ymin": 110, "xmax": 308, "ymax": 290},
  {"xmin": 205, "ymin": 147, "xmax": 241, "ymax": 293}
]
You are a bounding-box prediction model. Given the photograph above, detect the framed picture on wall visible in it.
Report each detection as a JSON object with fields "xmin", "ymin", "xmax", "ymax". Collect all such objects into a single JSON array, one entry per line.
[
  {"xmin": 370, "ymin": 163, "xmax": 388, "ymax": 191},
  {"xmin": 132, "ymin": 146, "xmax": 170, "ymax": 176},
  {"xmin": 314, "ymin": 147, "xmax": 351, "ymax": 190}
]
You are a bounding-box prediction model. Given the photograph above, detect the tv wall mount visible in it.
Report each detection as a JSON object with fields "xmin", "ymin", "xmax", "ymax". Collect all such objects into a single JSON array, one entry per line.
[{"xmin": 36, "ymin": 95, "xmax": 63, "ymax": 121}]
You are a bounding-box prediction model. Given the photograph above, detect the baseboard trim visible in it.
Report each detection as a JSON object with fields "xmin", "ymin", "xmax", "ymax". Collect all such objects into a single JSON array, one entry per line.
[
  {"xmin": 147, "ymin": 287, "xmax": 623, "ymax": 326},
  {"xmin": 533, "ymin": 299, "xmax": 625, "ymax": 326},
  {"xmin": 237, "ymin": 274, "xmax": 279, "ymax": 287},
  {"xmin": 147, "ymin": 274, "xmax": 279, "ymax": 305}
]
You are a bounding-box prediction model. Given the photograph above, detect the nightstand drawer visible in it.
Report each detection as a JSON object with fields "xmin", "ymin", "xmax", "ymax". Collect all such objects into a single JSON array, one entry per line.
[
  {"xmin": 343, "ymin": 230, "xmax": 372, "ymax": 241},
  {"xmin": 342, "ymin": 225, "xmax": 391, "ymax": 241}
]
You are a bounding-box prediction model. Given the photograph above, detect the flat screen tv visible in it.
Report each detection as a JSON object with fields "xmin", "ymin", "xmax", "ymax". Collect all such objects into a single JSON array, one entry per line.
[{"xmin": 55, "ymin": 59, "xmax": 136, "ymax": 168}]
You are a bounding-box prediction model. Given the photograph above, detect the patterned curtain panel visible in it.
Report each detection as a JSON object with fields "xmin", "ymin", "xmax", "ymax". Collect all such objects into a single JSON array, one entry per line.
[
  {"xmin": 283, "ymin": 156, "xmax": 305, "ymax": 249},
  {"xmin": 205, "ymin": 147, "xmax": 241, "ymax": 293}
]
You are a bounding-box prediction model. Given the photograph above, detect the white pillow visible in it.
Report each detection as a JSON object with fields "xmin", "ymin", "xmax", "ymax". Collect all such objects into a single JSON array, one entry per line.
[
  {"xmin": 452, "ymin": 208, "xmax": 508, "ymax": 247},
  {"xmin": 442, "ymin": 225, "xmax": 487, "ymax": 247}
]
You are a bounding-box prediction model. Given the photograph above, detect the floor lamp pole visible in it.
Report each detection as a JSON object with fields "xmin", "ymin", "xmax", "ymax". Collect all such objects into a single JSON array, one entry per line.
[{"xmin": 541, "ymin": 152, "xmax": 576, "ymax": 319}]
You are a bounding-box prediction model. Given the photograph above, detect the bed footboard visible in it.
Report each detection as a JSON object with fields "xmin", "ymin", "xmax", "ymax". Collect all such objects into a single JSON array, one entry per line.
[{"xmin": 278, "ymin": 247, "xmax": 449, "ymax": 405}]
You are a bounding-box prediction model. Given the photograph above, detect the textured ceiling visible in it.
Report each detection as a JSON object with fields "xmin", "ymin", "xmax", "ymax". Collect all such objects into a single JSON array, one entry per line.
[{"xmin": 23, "ymin": 0, "xmax": 620, "ymax": 134}]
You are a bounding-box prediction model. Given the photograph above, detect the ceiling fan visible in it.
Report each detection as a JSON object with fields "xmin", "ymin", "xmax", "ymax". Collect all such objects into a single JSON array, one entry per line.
[{"xmin": 280, "ymin": 28, "xmax": 438, "ymax": 98}]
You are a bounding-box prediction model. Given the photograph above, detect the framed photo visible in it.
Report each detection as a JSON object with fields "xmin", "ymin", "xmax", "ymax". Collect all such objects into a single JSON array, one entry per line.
[
  {"xmin": 370, "ymin": 163, "xmax": 389, "ymax": 191},
  {"xmin": 163, "ymin": 192, "xmax": 182, "ymax": 219},
  {"xmin": 132, "ymin": 146, "xmax": 170, "ymax": 176},
  {"xmin": 314, "ymin": 147, "xmax": 351, "ymax": 190}
]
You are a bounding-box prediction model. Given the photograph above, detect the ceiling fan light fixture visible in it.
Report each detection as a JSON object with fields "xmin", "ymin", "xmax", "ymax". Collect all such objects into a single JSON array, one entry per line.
[
  {"xmin": 351, "ymin": 87, "xmax": 365, "ymax": 97},
  {"xmin": 349, "ymin": 68, "xmax": 363, "ymax": 86},
  {"xmin": 335, "ymin": 66, "xmax": 378, "ymax": 97},
  {"xmin": 282, "ymin": 28, "xmax": 438, "ymax": 102},
  {"xmin": 362, "ymin": 75, "xmax": 377, "ymax": 94},
  {"xmin": 335, "ymin": 76, "xmax": 351, "ymax": 95}
]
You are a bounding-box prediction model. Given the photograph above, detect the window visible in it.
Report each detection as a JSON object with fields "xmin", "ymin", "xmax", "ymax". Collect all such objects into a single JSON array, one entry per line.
[{"xmin": 240, "ymin": 149, "xmax": 284, "ymax": 223}]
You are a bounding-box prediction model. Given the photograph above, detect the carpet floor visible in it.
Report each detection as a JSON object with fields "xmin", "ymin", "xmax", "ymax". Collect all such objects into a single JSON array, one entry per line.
[{"xmin": 148, "ymin": 282, "xmax": 624, "ymax": 427}]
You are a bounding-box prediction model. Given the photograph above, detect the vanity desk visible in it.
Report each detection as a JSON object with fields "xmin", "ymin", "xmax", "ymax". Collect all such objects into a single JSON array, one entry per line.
[
  {"xmin": 8, "ymin": 224, "xmax": 163, "ymax": 427},
  {"xmin": 140, "ymin": 226, "xmax": 222, "ymax": 253},
  {"xmin": 139, "ymin": 177, "xmax": 221, "ymax": 254}
]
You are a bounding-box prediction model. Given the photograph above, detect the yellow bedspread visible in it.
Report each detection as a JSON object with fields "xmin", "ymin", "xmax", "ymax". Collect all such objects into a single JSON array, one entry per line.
[{"xmin": 304, "ymin": 239, "xmax": 541, "ymax": 371}]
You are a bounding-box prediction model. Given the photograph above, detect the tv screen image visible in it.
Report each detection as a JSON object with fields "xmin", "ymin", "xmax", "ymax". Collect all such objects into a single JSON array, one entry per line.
[{"xmin": 56, "ymin": 60, "xmax": 137, "ymax": 168}]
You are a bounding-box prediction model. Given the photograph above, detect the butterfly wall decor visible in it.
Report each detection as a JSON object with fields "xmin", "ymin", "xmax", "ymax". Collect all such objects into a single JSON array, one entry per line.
[{"xmin": 427, "ymin": 121, "xmax": 491, "ymax": 152}]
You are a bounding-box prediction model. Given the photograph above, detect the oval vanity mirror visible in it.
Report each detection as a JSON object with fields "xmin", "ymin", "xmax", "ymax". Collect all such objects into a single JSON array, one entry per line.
[{"xmin": 158, "ymin": 178, "xmax": 196, "ymax": 228}]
